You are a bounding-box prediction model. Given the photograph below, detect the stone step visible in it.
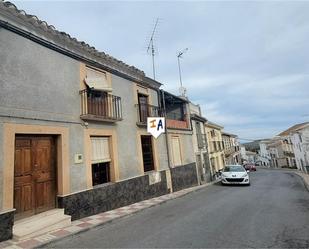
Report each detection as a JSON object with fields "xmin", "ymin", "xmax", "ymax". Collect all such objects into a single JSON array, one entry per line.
[{"xmin": 13, "ymin": 209, "xmax": 71, "ymax": 240}]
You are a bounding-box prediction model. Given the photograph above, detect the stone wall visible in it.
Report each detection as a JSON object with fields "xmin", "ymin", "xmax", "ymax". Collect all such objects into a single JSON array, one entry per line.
[
  {"xmin": 0, "ymin": 210, "xmax": 14, "ymax": 242},
  {"xmin": 170, "ymin": 163, "xmax": 198, "ymax": 192},
  {"xmin": 58, "ymin": 171, "xmax": 169, "ymax": 220}
]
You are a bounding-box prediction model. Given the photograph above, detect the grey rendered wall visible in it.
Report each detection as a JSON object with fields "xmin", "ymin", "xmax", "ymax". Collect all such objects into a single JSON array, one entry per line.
[
  {"xmin": 0, "ymin": 28, "xmax": 88, "ymax": 196},
  {"xmin": 0, "ymin": 27, "xmax": 169, "ymax": 204},
  {"xmin": 0, "ymin": 123, "xmax": 3, "ymax": 209},
  {"xmin": 110, "ymin": 75, "xmax": 141, "ymax": 179},
  {"xmin": 109, "ymin": 74, "xmax": 169, "ymax": 179}
]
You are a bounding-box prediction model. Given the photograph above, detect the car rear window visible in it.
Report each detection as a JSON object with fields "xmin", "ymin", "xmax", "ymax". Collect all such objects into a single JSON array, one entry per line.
[{"xmin": 224, "ymin": 166, "xmax": 246, "ymax": 172}]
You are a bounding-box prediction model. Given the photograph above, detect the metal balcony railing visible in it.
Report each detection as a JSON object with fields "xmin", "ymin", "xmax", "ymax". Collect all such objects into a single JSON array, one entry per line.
[
  {"xmin": 80, "ymin": 89, "xmax": 122, "ymax": 122},
  {"xmin": 135, "ymin": 103, "xmax": 164, "ymax": 125}
]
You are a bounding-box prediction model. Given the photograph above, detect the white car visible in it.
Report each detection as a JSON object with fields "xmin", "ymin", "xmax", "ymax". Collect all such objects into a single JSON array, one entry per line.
[{"xmin": 221, "ymin": 165, "xmax": 250, "ymax": 186}]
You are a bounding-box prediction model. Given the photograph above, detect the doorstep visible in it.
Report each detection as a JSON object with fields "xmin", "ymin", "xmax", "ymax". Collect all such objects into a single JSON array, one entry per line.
[
  {"xmin": 13, "ymin": 209, "xmax": 71, "ymax": 240},
  {"xmin": 0, "ymin": 181, "xmax": 217, "ymax": 249}
]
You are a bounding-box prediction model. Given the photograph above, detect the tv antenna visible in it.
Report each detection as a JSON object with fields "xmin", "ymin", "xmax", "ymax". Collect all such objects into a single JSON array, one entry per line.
[
  {"xmin": 177, "ymin": 48, "xmax": 188, "ymax": 96},
  {"xmin": 147, "ymin": 18, "xmax": 159, "ymax": 80}
]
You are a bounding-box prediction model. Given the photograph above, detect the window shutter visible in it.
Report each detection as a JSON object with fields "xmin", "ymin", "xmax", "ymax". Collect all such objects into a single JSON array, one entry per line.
[
  {"xmin": 85, "ymin": 67, "xmax": 112, "ymax": 92},
  {"xmin": 171, "ymin": 136, "xmax": 182, "ymax": 166},
  {"xmin": 91, "ymin": 137, "xmax": 111, "ymax": 163}
]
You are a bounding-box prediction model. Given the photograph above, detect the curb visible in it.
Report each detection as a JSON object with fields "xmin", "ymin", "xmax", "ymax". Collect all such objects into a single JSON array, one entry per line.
[
  {"xmin": 38, "ymin": 181, "xmax": 219, "ymax": 248},
  {"xmin": 293, "ymin": 172, "xmax": 309, "ymax": 192}
]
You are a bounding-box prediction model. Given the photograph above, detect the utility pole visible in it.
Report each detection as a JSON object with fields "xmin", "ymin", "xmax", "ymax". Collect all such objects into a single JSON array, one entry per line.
[{"xmin": 177, "ymin": 48, "xmax": 188, "ymax": 96}]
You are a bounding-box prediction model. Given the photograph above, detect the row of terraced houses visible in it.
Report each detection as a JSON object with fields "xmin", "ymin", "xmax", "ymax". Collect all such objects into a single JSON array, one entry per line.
[
  {"xmin": 0, "ymin": 1, "xmax": 241, "ymax": 241},
  {"xmin": 241, "ymin": 122, "xmax": 309, "ymax": 173}
]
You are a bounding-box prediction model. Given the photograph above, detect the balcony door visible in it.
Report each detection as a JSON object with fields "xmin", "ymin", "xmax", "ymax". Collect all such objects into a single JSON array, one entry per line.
[
  {"xmin": 87, "ymin": 90, "xmax": 108, "ymax": 117},
  {"xmin": 138, "ymin": 94, "xmax": 149, "ymax": 123}
]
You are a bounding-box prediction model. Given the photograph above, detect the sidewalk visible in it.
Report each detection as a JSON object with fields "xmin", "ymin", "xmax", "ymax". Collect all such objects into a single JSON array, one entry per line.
[
  {"xmin": 260, "ymin": 166, "xmax": 309, "ymax": 191},
  {"xmin": 294, "ymin": 171, "xmax": 309, "ymax": 191},
  {"xmin": 0, "ymin": 181, "xmax": 217, "ymax": 249}
]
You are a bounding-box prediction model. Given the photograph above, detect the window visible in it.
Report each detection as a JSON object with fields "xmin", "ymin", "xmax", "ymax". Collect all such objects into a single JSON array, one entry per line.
[
  {"xmin": 210, "ymin": 130, "xmax": 216, "ymax": 137},
  {"xmin": 171, "ymin": 136, "xmax": 182, "ymax": 166},
  {"xmin": 141, "ymin": 135, "xmax": 155, "ymax": 172},
  {"xmin": 85, "ymin": 67, "xmax": 111, "ymax": 92},
  {"xmin": 138, "ymin": 94, "xmax": 149, "ymax": 123},
  {"xmin": 91, "ymin": 136, "xmax": 111, "ymax": 186},
  {"xmin": 92, "ymin": 162, "xmax": 110, "ymax": 186}
]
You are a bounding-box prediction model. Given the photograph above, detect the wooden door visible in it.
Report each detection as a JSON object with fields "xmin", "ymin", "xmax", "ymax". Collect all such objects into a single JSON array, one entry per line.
[
  {"xmin": 141, "ymin": 135, "xmax": 154, "ymax": 172},
  {"xmin": 14, "ymin": 136, "xmax": 56, "ymax": 220}
]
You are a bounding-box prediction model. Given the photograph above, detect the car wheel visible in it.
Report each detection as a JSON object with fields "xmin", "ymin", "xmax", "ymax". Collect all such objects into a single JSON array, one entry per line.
[{"xmin": 247, "ymin": 182, "xmax": 251, "ymax": 186}]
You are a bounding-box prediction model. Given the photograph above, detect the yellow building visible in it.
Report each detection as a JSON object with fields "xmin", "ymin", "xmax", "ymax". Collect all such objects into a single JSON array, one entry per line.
[{"xmin": 205, "ymin": 121, "xmax": 225, "ymax": 175}]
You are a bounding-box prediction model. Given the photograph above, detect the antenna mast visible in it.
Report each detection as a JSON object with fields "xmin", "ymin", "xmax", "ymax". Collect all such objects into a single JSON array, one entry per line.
[
  {"xmin": 147, "ymin": 18, "xmax": 159, "ymax": 80},
  {"xmin": 177, "ymin": 48, "xmax": 188, "ymax": 96}
]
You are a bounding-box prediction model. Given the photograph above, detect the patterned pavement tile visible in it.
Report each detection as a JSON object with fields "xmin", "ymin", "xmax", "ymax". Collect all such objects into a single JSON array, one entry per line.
[
  {"xmin": 77, "ymin": 222, "xmax": 93, "ymax": 228},
  {"xmin": 63, "ymin": 225, "xmax": 84, "ymax": 233},
  {"xmin": 3, "ymin": 245, "xmax": 23, "ymax": 249},
  {"xmin": 50, "ymin": 229, "xmax": 71, "ymax": 237},
  {"xmin": 16, "ymin": 239, "xmax": 41, "ymax": 249},
  {"xmin": 34, "ymin": 234, "xmax": 56, "ymax": 242},
  {"xmin": 86, "ymin": 219, "xmax": 105, "ymax": 225}
]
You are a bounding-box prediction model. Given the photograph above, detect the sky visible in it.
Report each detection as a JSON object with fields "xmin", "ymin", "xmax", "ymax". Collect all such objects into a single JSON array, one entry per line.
[{"xmin": 12, "ymin": 0, "xmax": 309, "ymax": 141}]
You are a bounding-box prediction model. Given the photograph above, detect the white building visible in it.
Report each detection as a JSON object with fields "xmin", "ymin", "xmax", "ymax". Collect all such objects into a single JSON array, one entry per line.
[
  {"xmin": 289, "ymin": 123, "xmax": 309, "ymax": 173},
  {"xmin": 257, "ymin": 140, "xmax": 271, "ymax": 167}
]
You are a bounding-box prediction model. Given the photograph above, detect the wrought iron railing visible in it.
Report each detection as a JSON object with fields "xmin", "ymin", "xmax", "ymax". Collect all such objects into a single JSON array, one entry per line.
[
  {"xmin": 135, "ymin": 103, "xmax": 164, "ymax": 124},
  {"xmin": 80, "ymin": 89, "xmax": 122, "ymax": 121}
]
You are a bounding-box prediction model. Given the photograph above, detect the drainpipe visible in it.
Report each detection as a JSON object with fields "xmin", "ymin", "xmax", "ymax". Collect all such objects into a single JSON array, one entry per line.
[{"xmin": 160, "ymin": 90, "xmax": 173, "ymax": 192}]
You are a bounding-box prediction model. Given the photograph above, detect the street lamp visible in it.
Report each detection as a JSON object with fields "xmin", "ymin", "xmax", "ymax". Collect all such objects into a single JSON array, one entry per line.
[{"xmin": 177, "ymin": 48, "xmax": 188, "ymax": 96}]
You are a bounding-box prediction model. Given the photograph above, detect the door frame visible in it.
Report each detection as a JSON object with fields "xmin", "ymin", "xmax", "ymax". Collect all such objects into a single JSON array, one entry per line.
[
  {"xmin": 14, "ymin": 135, "xmax": 57, "ymax": 220},
  {"xmin": 2, "ymin": 123, "xmax": 70, "ymax": 211}
]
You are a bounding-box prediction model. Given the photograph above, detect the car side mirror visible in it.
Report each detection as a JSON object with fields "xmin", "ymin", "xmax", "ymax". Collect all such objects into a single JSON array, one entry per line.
[{"xmin": 246, "ymin": 170, "xmax": 250, "ymax": 173}]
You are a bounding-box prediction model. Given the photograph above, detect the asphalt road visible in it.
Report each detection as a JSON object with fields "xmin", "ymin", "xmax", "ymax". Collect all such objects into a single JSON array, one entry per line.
[{"xmin": 47, "ymin": 169, "xmax": 309, "ymax": 248}]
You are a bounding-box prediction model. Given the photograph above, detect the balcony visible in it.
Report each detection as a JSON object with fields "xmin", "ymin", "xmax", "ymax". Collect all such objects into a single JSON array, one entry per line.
[
  {"xmin": 210, "ymin": 140, "xmax": 224, "ymax": 153},
  {"xmin": 135, "ymin": 103, "xmax": 164, "ymax": 126},
  {"xmin": 197, "ymin": 134, "xmax": 207, "ymax": 149},
  {"xmin": 80, "ymin": 89, "xmax": 122, "ymax": 122},
  {"xmin": 283, "ymin": 151, "xmax": 295, "ymax": 157},
  {"xmin": 225, "ymin": 146, "xmax": 237, "ymax": 156},
  {"xmin": 165, "ymin": 113, "xmax": 189, "ymax": 129}
]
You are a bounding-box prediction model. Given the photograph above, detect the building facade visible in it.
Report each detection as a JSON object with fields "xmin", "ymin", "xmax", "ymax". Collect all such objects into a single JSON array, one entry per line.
[
  {"xmin": 161, "ymin": 92, "xmax": 198, "ymax": 192},
  {"xmin": 189, "ymin": 102, "xmax": 211, "ymax": 183},
  {"xmin": 222, "ymin": 132, "xmax": 241, "ymax": 165},
  {"xmin": 0, "ymin": 2, "xmax": 198, "ymax": 241},
  {"xmin": 289, "ymin": 123, "xmax": 309, "ymax": 173},
  {"xmin": 205, "ymin": 121, "xmax": 225, "ymax": 176},
  {"xmin": 266, "ymin": 137, "xmax": 296, "ymax": 168}
]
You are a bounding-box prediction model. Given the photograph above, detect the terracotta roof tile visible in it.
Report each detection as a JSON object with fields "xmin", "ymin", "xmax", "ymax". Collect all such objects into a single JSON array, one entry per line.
[
  {"xmin": 278, "ymin": 122, "xmax": 309, "ymax": 136},
  {"xmin": 0, "ymin": 0, "xmax": 155, "ymax": 84}
]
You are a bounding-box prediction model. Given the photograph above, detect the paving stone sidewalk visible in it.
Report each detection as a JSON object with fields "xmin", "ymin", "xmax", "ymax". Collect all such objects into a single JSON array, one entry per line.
[{"xmin": 0, "ymin": 182, "xmax": 216, "ymax": 249}]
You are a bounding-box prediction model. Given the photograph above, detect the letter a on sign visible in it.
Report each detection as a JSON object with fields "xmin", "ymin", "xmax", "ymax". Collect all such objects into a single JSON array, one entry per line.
[{"xmin": 147, "ymin": 117, "xmax": 165, "ymax": 138}]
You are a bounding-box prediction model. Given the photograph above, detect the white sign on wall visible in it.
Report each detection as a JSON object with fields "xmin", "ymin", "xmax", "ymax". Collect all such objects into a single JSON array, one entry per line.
[{"xmin": 147, "ymin": 117, "xmax": 165, "ymax": 139}]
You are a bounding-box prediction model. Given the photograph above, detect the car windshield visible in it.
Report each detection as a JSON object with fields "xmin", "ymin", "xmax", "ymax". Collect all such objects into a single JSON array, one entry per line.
[{"xmin": 223, "ymin": 166, "xmax": 245, "ymax": 172}]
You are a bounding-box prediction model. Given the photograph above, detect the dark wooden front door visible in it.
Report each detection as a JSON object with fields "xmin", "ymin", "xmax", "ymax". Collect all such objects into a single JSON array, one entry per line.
[
  {"xmin": 141, "ymin": 135, "xmax": 154, "ymax": 172},
  {"xmin": 14, "ymin": 136, "xmax": 56, "ymax": 220}
]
